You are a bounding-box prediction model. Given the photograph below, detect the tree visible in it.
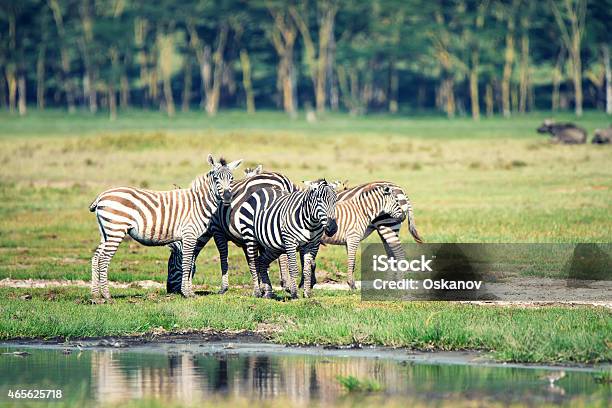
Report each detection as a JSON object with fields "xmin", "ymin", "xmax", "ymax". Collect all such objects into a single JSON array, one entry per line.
[{"xmin": 550, "ymin": 0, "xmax": 587, "ymax": 116}]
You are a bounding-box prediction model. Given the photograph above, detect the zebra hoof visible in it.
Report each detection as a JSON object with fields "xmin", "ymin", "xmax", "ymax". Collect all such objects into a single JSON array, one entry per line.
[
  {"xmin": 217, "ymin": 287, "xmax": 228, "ymax": 295},
  {"xmin": 263, "ymin": 291, "xmax": 275, "ymax": 299},
  {"xmin": 348, "ymin": 281, "xmax": 357, "ymax": 290},
  {"xmin": 181, "ymin": 289, "xmax": 195, "ymax": 298},
  {"xmin": 252, "ymin": 290, "xmax": 263, "ymax": 298},
  {"xmin": 290, "ymin": 292, "xmax": 298, "ymax": 300},
  {"xmin": 303, "ymin": 292, "xmax": 311, "ymax": 298}
]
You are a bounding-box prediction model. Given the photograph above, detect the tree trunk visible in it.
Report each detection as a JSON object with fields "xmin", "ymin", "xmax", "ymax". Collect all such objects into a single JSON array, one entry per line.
[
  {"xmin": 269, "ymin": 8, "xmax": 297, "ymax": 116},
  {"xmin": 315, "ymin": 6, "xmax": 336, "ymax": 113},
  {"xmin": 162, "ymin": 75, "xmax": 175, "ymax": 117},
  {"xmin": 49, "ymin": 0, "xmax": 76, "ymax": 113},
  {"xmin": 552, "ymin": 50, "xmax": 564, "ymax": 111},
  {"xmin": 17, "ymin": 74, "xmax": 26, "ymax": 116},
  {"xmin": 239, "ymin": 49, "xmax": 255, "ymax": 114},
  {"xmin": 441, "ymin": 77, "xmax": 455, "ymax": 118},
  {"xmin": 120, "ymin": 72, "xmax": 129, "ymax": 109},
  {"xmin": 485, "ymin": 81, "xmax": 494, "ymax": 117},
  {"xmin": 571, "ymin": 35, "xmax": 583, "ymax": 116},
  {"xmin": 518, "ymin": 29, "xmax": 530, "ymax": 113},
  {"xmin": 501, "ymin": 29, "xmax": 515, "ymax": 118},
  {"xmin": 604, "ymin": 44, "xmax": 611, "ymax": 115},
  {"xmin": 328, "ymin": 28, "xmax": 338, "ymax": 111},
  {"xmin": 389, "ymin": 60, "xmax": 398, "ymax": 114},
  {"xmin": 206, "ymin": 25, "xmax": 228, "ymax": 116},
  {"xmin": 182, "ymin": 57, "xmax": 192, "ymax": 112},
  {"xmin": 469, "ymin": 49, "xmax": 480, "ymax": 120},
  {"xmin": 280, "ymin": 50, "xmax": 296, "ymax": 115},
  {"xmin": 0, "ymin": 74, "xmax": 6, "ymax": 109},
  {"xmin": 36, "ymin": 45, "xmax": 46, "ymax": 109},
  {"xmin": 108, "ymin": 84, "xmax": 117, "ymax": 121},
  {"xmin": 6, "ymin": 68, "xmax": 16, "ymax": 113}
]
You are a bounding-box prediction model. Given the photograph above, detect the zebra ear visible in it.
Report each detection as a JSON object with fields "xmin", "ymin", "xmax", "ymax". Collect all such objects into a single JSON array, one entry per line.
[
  {"xmin": 227, "ymin": 159, "xmax": 243, "ymax": 171},
  {"xmin": 207, "ymin": 154, "xmax": 215, "ymax": 168},
  {"xmin": 329, "ymin": 180, "xmax": 342, "ymax": 190}
]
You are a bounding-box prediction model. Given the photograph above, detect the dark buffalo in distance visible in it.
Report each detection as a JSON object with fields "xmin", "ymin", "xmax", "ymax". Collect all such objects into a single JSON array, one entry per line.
[
  {"xmin": 592, "ymin": 127, "xmax": 612, "ymax": 144},
  {"xmin": 537, "ymin": 119, "xmax": 587, "ymax": 144}
]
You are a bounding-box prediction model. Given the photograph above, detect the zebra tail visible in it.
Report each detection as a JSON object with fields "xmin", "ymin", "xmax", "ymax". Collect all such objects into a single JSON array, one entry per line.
[
  {"xmin": 89, "ymin": 195, "xmax": 101, "ymax": 212},
  {"xmin": 406, "ymin": 202, "xmax": 423, "ymax": 243}
]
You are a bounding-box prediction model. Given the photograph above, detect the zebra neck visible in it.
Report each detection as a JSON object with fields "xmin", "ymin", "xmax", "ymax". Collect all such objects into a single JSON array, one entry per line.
[
  {"xmin": 297, "ymin": 193, "xmax": 321, "ymax": 231},
  {"xmin": 190, "ymin": 180, "xmax": 218, "ymax": 219},
  {"xmin": 358, "ymin": 193, "xmax": 382, "ymax": 220}
]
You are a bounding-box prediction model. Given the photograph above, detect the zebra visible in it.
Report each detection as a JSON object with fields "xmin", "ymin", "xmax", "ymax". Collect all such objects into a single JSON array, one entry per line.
[
  {"xmin": 165, "ymin": 167, "xmax": 299, "ymax": 294},
  {"xmin": 88, "ymin": 154, "xmax": 242, "ymax": 299},
  {"xmin": 237, "ymin": 179, "xmax": 339, "ymax": 299},
  {"xmin": 279, "ymin": 181, "xmax": 422, "ymax": 290}
]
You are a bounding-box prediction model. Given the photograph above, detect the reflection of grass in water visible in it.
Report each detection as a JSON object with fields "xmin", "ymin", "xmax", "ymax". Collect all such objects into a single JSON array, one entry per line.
[
  {"xmin": 593, "ymin": 370, "xmax": 612, "ymax": 384},
  {"xmin": 337, "ymin": 375, "xmax": 383, "ymax": 393}
]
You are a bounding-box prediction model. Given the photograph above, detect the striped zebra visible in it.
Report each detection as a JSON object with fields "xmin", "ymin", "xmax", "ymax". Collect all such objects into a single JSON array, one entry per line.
[
  {"xmin": 165, "ymin": 168, "xmax": 298, "ymax": 294},
  {"xmin": 237, "ymin": 179, "xmax": 339, "ymax": 298},
  {"xmin": 89, "ymin": 155, "xmax": 242, "ymax": 299},
  {"xmin": 280, "ymin": 181, "xmax": 422, "ymax": 290}
]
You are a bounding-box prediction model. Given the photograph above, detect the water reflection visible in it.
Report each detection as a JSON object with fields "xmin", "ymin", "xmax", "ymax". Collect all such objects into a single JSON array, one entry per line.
[{"xmin": 0, "ymin": 344, "xmax": 609, "ymax": 407}]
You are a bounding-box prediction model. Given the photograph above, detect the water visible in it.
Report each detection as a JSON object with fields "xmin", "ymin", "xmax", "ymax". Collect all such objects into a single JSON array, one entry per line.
[{"xmin": 0, "ymin": 341, "xmax": 609, "ymax": 407}]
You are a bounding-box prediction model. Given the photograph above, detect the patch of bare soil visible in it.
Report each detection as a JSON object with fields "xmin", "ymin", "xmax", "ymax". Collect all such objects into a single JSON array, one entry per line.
[{"xmin": 1, "ymin": 278, "xmax": 610, "ymax": 308}]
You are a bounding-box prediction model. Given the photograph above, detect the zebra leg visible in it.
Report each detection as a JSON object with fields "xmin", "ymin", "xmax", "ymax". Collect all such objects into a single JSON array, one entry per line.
[
  {"xmin": 244, "ymin": 243, "xmax": 262, "ymax": 298},
  {"xmin": 91, "ymin": 246, "xmax": 101, "ymax": 298},
  {"xmin": 302, "ymin": 247, "xmax": 319, "ymax": 298},
  {"xmin": 377, "ymin": 224, "xmax": 406, "ymax": 260},
  {"xmin": 298, "ymin": 249, "xmax": 318, "ymax": 289},
  {"xmin": 96, "ymin": 231, "xmax": 125, "ymax": 300},
  {"xmin": 213, "ymin": 233, "xmax": 230, "ymax": 294},
  {"xmin": 180, "ymin": 234, "xmax": 197, "ymax": 297},
  {"xmin": 166, "ymin": 242, "xmax": 183, "ymax": 294},
  {"xmin": 285, "ymin": 244, "xmax": 299, "ymax": 299},
  {"xmin": 167, "ymin": 236, "xmax": 208, "ymax": 294},
  {"xmin": 256, "ymin": 252, "xmax": 275, "ymax": 299},
  {"xmin": 345, "ymin": 237, "xmax": 360, "ymax": 290},
  {"xmin": 278, "ymin": 253, "xmax": 290, "ymax": 292}
]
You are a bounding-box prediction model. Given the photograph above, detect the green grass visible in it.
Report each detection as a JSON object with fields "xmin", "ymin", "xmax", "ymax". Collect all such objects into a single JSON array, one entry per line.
[
  {"xmin": 0, "ymin": 287, "xmax": 610, "ymax": 364},
  {"xmin": 0, "ymin": 110, "xmax": 610, "ymax": 363}
]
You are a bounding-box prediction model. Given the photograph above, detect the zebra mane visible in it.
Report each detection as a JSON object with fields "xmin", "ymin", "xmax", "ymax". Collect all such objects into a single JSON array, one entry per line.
[{"xmin": 218, "ymin": 157, "xmax": 227, "ymax": 166}]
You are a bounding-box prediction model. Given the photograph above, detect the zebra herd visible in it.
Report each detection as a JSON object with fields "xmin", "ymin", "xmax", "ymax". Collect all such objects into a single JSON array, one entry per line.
[{"xmin": 89, "ymin": 155, "xmax": 422, "ymax": 300}]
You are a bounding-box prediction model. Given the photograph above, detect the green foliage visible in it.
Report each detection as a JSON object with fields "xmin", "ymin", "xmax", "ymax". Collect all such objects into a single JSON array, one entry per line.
[
  {"xmin": 0, "ymin": 1, "xmax": 610, "ymax": 115},
  {"xmin": 336, "ymin": 375, "xmax": 383, "ymax": 393}
]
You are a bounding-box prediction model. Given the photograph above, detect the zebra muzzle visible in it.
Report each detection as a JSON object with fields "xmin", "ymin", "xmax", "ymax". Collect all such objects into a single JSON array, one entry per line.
[
  {"xmin": 324, "ymin": 219, "xmax": 338, "ymax": 237},
  {"xmin": 222, "ymin": 191, "xmax": 232, "ymax": 205}
]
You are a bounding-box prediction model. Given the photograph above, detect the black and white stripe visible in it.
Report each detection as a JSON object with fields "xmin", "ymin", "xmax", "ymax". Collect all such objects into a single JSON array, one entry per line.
[
  {"xmin": 280, "ymin": 181, "xmax": 422, "ymax": 290},
  {"xmin": 89, "ymin": 155, "xmax": 241, "ymax": 299},
  {"xmin": 166, "ymin": 169, "xmax": 298, "ymax": 294},
  {"xmin": 237, "ymin": 180, "xmax": 338, "ymax": 298}
]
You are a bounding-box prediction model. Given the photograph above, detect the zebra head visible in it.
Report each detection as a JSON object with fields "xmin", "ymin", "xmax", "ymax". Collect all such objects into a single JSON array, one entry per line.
[
  {"xmin": 207, "ymin": 154, "xmax": 243, "ymax": 205},
  {"xmin": 243, "ymin": 164, "xmax": 263, "ymax": 178},
  {"xmin": 380, "ymin": 185, "xmax": 405, "ymax": 220},
  {"xmin": 304, "ymin": 179, "xmax": 338, "ymax": 237}
]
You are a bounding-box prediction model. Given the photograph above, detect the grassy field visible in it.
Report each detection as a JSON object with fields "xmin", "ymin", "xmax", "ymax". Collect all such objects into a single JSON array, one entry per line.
[{"xmin": 0, "ymin": 109, "xmax": 610, "ymax": 363}]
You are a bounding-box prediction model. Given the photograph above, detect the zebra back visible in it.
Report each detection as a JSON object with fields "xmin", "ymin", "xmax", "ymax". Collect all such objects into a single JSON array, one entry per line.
[
  {"xmin": 330, "ymin": 181, "xmax": 422, "ymax": 243},
  {"xmin": 223, "ymin": 171, "xmax": 299, "ymax": 243}
]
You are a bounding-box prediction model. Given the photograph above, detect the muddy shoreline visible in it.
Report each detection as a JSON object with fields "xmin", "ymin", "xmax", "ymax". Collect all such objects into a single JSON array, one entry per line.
[{"xmin": 2, "ymin": 331, "xmax": 610, "ymax": 371}]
